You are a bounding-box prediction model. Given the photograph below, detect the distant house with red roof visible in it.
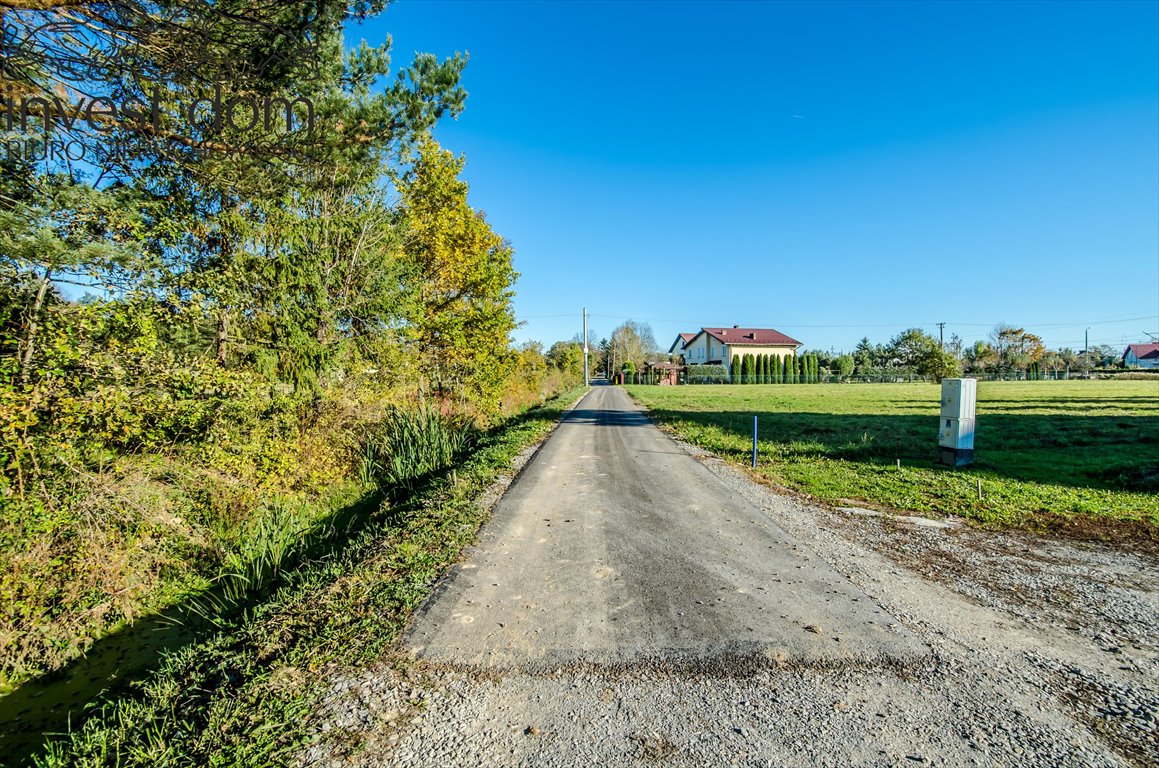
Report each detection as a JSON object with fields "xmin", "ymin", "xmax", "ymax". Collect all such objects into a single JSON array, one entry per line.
[
  {"xmin": 668, "ymin": 326, "xmax": 802, "ymax": 372},
  {"xmin": 668, "ymin": 333, "xmax": 696, "ymax": 355},
  {"xmin": 1123, "ymin": 343, "xmax": 1159, "ymax": 369}
]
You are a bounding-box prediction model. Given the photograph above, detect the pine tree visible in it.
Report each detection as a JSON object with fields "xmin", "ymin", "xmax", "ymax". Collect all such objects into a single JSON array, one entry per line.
[
  {"xmin": 758, "ymin": 354, "xmax": 767, "ymax": 384},
  {"xmin": 731, "ymin": 354, "xmax": 742, "ymax": 383},
  {"xmin": 742, "ymin": 354, "xmax": 755, "ymax": 384}
]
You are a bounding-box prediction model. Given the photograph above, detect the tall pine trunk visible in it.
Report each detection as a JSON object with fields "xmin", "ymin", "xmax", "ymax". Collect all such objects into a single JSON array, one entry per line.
[{"xmin": 19, "ymin": 267, "xmax": 52, "ymax": 386}]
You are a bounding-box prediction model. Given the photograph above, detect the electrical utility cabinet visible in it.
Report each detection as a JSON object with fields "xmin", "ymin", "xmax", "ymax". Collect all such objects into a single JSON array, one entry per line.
[{"xmin": 939, "ymin": 378, "xmax": 976, "ymax": 467}]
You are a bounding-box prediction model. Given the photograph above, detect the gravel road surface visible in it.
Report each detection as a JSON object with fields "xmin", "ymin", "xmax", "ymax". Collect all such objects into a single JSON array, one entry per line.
[{"xmin": 303, "ymin": 384, "xmax": 1157, "ymax": 767}]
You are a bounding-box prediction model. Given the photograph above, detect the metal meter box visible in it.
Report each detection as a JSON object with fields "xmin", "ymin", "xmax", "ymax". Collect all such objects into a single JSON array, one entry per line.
[
  {"xmin": 940, "ymin": 378, "xmax": 977, "ymax": 420},
  {"xmin": 938, "ymin": 378, "xmax": 976, "ymax": 467}
]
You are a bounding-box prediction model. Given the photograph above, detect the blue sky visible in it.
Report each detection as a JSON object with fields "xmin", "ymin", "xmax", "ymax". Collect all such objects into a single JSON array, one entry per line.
[{"xmin": 358, "ymin": 0, "xmax": 1158, "ymax": 354}]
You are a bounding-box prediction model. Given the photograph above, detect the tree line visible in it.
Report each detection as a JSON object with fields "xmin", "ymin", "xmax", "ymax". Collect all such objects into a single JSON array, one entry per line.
[{"xmin": 588, "ymin": 321, "xmax": 1132, "ymax": 385}]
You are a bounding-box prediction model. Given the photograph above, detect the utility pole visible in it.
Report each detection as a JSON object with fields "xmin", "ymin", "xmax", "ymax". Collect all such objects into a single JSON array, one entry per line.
[
  {"xmin": 582, "ymin": 307, "xmax": 589, "ymax": 386},
  {"xmin": 1085, "ymin": 327, "xmax": 1091, "ymax": 377},
  {"xmin": 937, "ymin": 322, "xmax": 945, "ymax": 350}
]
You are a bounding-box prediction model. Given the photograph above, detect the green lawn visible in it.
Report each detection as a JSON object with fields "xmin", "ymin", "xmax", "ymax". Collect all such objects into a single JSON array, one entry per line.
[{"xmin": 624, "ymin": 381, "xmax": 1159, "ymax": 535}]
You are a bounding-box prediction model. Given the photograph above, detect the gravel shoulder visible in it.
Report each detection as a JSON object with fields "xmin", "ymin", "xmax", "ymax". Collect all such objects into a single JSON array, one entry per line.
[{"xmin": 300, "ymin": 389, "xmax": 1158, "ymax": 768}]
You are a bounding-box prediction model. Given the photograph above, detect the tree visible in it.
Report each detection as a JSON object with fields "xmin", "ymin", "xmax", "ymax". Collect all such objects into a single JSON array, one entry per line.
[
  {"xmin": 853, "ymin": 336, "xmax": 874, "ymax": 373},
  {"xmin": 927, "ymin": 349, "xmax": 962, "ymax": 380},
  {"xmin": 396, "ymin": 137, "xmax": 518, "ymax": 413},
  {"xmin": 963, "ymin": 340, "xmax": 998, "ymax": 374},
  {"xmin": 946, "ymin": 333, "xmax": 964, "ymax": 360},
  {"xmin": 758, "ymin": 354, "xmax": 768, "ymax": 384},
  {"xmin": 887, "ymin": 328, "xmax": 962, "ymax": 379},
  {"xmin": 609, "ymin": 319, "xmax": 659, "ymax": 375},
  {"xmin": 4, "ymin": 2, "xmax": 468, "ymax": 188},
  {"xmin": 1088, "ymin": 344, "xmax": 1118, "ymax": 368},
  {"xmin": 0, "ymin": 173, "xmax": 148, "ymax": 384},
  {"xmin": 1039, "ymin": 349, "xmax": 1063, "ymax": 378},
  {"xmin": 595, "ymin": 337, "xmax": 612, "ymax": 376},
  {"xmin": 547, "ymin": 340, "xmax": 583, "ymax": 379},
  {"xmin": 887, "ymin": 328, "xmax": 934, "ymax": 371},
  {"xmin": 742, "ymin": 353, "xmax": 755, "ymax": 384},
  {"xmin": 730, "ymin": 354, "xmax": 742, "ymax": 383},
  {"xmin": 836, "ymin": 354, "xmax": 855, "ymax": 378},
  {"xmin": 990, "ymin": 324, "xmax": 1045, "ymax": 373}
]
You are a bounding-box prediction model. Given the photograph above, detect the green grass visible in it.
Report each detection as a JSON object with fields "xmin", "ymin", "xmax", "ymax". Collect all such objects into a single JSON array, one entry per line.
[
  {"xmin": 14, "ymin": 386, "xmax": 587, "ymax": 768},
  {"xmin": 625, "ymin": 381, "xmax": 1159, "ymax": 534}
]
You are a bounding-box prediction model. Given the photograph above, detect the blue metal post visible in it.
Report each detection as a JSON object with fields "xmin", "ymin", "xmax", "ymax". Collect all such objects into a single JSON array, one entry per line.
[{"xmin": 752, "ymin": 415, "xmax": 758, "ymax": 467}]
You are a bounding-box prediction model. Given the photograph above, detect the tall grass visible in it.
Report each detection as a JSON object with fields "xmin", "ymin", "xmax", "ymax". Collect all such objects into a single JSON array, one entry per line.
[
  {"xmin": 180, "ymin": 407, "xmax": 475, "ymax": 629},
  {"xmin": 180, "ymin": 497, "xmax": 325, "ymax": 628},
  {"xmin": 361, "ymin": 406, "xmax": 475, "ymax": 492}
]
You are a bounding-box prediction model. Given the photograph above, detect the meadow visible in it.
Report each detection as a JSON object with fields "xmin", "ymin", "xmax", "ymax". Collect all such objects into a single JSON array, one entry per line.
[{"xmin": 625, "ymin": 380, "xmax": 1159, "ymax": 535}]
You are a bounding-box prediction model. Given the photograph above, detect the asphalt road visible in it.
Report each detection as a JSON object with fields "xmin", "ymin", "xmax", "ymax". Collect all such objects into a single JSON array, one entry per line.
[{"xmin": 406, "ymin": 383, "xmax": 923, "ymax": 667}]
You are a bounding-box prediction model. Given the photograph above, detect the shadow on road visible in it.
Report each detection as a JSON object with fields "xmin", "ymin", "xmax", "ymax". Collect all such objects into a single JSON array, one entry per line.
[{"xmin": 563, "ymin": 408, "xmax": 653, "ymax": 428}]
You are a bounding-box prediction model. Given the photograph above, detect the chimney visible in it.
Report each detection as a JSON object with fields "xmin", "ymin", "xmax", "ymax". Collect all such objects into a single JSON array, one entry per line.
[{"xmin": 733, "ymin": 324, "xmax": 740, "ymax": 329}]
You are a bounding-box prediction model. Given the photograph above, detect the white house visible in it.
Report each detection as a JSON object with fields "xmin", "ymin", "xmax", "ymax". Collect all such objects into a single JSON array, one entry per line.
[
  {"xmin": 1122, "ymin": 343, "xmax": 1159, "ymax": 369},
  {"xmin": 669, "ymin": 326, "xmax": 802, "ymax": 371},
  {"xmin": 667, "ymin": 333, "xmax": 696, "ymax": 357}
]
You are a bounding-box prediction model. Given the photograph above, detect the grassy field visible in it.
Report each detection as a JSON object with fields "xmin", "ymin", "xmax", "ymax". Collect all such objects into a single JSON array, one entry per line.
[{"xmin": 625, "ymin": 380, "xmax": 1159, "ymax": 535}]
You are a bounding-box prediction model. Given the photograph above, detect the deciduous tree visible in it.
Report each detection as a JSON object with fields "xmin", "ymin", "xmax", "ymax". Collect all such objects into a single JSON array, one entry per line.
[{"xmin": 395, "ymin": 137, "xmax": 517, "ymax": 414}]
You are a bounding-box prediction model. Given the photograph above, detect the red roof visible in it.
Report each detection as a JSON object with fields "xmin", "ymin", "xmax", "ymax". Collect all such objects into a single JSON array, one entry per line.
[
  {"xmin": 1125, "ymin": 343, "xmax": 1159, "ymax": 360},
  {"xmin": 700, "ymin": 327, "xmax": 802, "ymax": 347},
  {"xmin": 668, "ymin": 333, "xmax": 697, "ymax": 353}
]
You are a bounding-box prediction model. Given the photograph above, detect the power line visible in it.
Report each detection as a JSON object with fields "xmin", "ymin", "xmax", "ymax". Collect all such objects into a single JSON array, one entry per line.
[
  {"xmin": 576, "ymin": 313, "xmax": 1158, "ymax": 330},
  {"xmin": 942, "ymin": 314, "xmax": 1157, "ymax": 328}
]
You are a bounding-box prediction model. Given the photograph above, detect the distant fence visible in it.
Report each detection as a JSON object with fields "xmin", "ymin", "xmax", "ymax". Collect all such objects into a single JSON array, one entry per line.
[{"xmin": 622, "ymin": 369, "xmax": 1155, "ymax": 385}]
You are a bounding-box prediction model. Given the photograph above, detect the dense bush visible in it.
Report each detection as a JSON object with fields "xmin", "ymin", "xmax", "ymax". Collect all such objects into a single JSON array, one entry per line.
[{"xmin": 686, "ymin": 364, "xmax": 729, "ymax": 384}]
